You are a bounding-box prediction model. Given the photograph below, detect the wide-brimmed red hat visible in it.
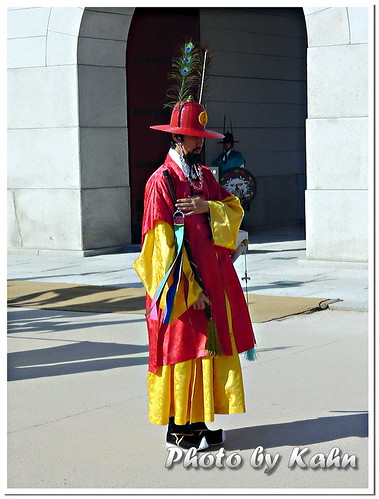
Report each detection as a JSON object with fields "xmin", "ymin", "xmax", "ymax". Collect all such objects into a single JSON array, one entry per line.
[{"xmin": 150, "ymin": 101, "xmax": 224, "ymax": 140}]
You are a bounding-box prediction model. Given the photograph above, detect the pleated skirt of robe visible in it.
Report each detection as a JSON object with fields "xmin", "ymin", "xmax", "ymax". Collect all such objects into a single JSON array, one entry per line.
[{"xmin": 147, "ymin": 294, "xmax": 246, "ymax": 425}]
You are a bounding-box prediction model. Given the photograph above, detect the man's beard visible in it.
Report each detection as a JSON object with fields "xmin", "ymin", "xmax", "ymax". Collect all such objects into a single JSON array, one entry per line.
[{"xmin": 184, "ymin": 149, "xmax": 202, "ymax": 167}]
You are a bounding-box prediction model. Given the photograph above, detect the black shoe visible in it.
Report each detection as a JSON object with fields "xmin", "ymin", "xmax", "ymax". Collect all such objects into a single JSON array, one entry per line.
[
  {"xmin": 166, "ymin": 418, "xmax": 209, "ymax": 450},
  {"xmin": 190, "ymin": 422, "xmax": 226, "ymax": 446}
]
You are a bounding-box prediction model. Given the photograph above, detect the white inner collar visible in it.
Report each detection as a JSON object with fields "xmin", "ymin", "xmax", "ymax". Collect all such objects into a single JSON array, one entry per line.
[
  {"xmin": 168, "ymin": 148, "xmax": 181, "ymax": 167},
  {"xmin": 168, "ymin": 148, "xmax": 199, "ymax": 179}
]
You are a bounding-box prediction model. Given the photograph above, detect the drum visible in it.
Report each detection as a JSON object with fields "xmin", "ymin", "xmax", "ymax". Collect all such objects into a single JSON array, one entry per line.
[{"xmin": 219, "ymin": 168, "xmax": 257, "ymax": 204}]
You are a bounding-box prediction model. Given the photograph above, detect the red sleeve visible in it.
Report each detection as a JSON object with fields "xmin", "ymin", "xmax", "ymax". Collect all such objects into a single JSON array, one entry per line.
[{"xmin": 141, "ymin": 168, "xmax": 175, "ymax": 243}]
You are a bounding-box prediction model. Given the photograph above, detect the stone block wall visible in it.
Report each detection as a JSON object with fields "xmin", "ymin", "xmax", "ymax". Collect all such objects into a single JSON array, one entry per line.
[
  {"xmin": 77, "ymin": 7, "xmax": 134, "ymax": 252},
  {"xmin": 8, "ymin": 8, "xmax": 84, "ymax": 253},
  {"xmin": 7, "ymin": 7, "xmax": 370, "ymax": 262},
  {"xmin": 7, "ymin": 7, "xmax": 134, "ymax": 255},
  {"xmin": 200, "ymin": 8, "xmax": 307, "ymax": 230},
  {"xmin": 304, "ymin": 7, "xmax": 369, "ymax": 262}
]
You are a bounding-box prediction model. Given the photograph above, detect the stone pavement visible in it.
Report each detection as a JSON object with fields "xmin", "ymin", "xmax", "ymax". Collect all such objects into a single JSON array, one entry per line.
[
  {"xmin": 7, "ymin": 226, "xmax": 371, "ymax": 493},
  {"xmin": 7, "ymin": 225, "xmax": 368, "ymax": 312}
]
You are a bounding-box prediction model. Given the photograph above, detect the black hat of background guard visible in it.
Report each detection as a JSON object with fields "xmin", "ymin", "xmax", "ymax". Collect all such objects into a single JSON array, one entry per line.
[{"xmin": 218, "ymin": 131, "xmax": 239, "ymax": 144}]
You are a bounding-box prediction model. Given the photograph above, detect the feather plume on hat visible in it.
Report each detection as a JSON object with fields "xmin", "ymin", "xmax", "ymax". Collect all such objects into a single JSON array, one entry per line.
[
  {"xmin": 150, "ymin": 39, "xmax": 223, "ymax": 139},
  {"xmin": 165, "ymin": 40, "xmax": 213, "ymax": 108}
]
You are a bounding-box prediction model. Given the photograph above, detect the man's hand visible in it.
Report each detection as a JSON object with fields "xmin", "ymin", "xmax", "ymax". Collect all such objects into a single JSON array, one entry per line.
[
  {"xmin": 192, "ymin": 292, "xmax": 210, "ymax": 311},
  {"xmin": 176, "ymin": 196, "xmax": 209, "ymax": 216}
]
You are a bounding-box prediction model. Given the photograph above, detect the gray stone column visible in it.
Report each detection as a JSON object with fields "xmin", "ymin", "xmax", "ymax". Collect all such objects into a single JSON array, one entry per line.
[
  {"xmin": 304, "ymin": 7, "xmax": 369, "ymax": 262},
  {"xmin": 77, "ymin": 8, "xmax": 134, "ymax": 254},
  {"xmin": 8, "ymin": 7, "xmax": 84, "ymax": 254},
  {"xmin": 7, "ymin": 7, "xmax": 135, "ymax": 255}
]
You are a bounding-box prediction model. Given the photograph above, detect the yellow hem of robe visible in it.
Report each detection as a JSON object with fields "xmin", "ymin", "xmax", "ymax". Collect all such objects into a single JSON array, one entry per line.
[{"xmin": 147, "ymin": 293, "xmax": 246, "ymax": 426}]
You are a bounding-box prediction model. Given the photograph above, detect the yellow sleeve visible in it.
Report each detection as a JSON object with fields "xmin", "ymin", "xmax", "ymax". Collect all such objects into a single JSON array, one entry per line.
[
  {"xmin": 207, "ymin": 195, "xmax": 244, "ymax": 251},
  {"xmin": 133, "ymin": 220, "xmax": 203, "ymax": 320}
]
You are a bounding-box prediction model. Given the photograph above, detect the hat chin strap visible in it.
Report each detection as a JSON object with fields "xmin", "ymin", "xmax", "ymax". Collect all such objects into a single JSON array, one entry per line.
[{"xmin": 177, "ymin": 140, "xmax": 188, "ymax": 173}]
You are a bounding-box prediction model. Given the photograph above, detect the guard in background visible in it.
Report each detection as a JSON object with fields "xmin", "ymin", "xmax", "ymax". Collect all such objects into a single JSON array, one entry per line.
[
  {"xmin": 213, "ymin": 124, "xmax": 257, "ymax": 230},
  {"xmin": 212, "ymin": 126, "xmax": 246, "ymax": 175}
]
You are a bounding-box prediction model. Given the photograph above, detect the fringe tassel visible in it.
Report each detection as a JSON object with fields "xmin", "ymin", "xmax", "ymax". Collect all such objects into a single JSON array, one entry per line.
[
  {"xmin": 245, "ymin": 347, "xmax": 258, "ymax": 361},
  {"xmin": 205, "ymin": 318, "xmax": 223, "ymax": 357}
]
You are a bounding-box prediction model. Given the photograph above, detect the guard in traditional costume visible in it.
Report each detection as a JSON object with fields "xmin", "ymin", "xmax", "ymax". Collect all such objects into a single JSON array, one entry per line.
[
  {"xmin": 212, "ymin": 131, "xmax": 246, "ymax": 175},
  {"xmin": 133, "ymin": 41, "xmax": 256, "ymax": 451}
]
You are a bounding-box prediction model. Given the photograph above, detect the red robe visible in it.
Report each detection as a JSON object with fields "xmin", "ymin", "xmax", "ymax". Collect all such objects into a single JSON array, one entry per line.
[{"xmin": 134, "ymin": 154, "xmax": 255, "ymax": 373}]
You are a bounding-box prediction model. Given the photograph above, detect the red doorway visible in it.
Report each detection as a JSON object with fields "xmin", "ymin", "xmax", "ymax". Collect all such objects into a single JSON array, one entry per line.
[{"xmin": 126, "ymin": 8, "xmax": 200, "ymax": 243}]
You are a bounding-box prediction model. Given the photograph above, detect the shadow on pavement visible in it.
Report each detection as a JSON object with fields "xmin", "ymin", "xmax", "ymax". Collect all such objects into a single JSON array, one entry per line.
[
  {"xmin": 7, "ymin": 308, "xmax": 145, "ymax": 335},
  {"xmin": 9, "ymin": 270, "xmax": 143, "ymax": 287},
  {"xmin": 249, "ymin": 248, "xmax": 305, "ymax": 255},
  {"xmin": 8, "ymin": 341, "xmax": 148, "ymax": 381},
  {"xmin": 249, "ymin": 223, "xmax": 305, "ymax": 244},
  {"xmin": 224, "ymin": 413, "xmax": 368, "ymax": 451},
  {"xmin": 7, "ymin": 283, "xmax": 146, "ymax": 314}
]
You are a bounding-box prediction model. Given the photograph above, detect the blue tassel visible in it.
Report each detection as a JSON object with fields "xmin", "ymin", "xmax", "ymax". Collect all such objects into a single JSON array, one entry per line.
[
  {"xmin": 245, "ymin": 347, "xmax": 258, "ymax": 361},
  {"xmin": 162, "ymin": 257, "xmax": 182, "ymax": 324}
]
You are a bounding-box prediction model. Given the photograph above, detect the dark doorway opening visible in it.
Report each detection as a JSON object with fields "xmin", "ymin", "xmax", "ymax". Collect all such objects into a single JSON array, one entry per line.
[{"xmin": 126, "ymin": 8, "xmax": 200, "ymax": 243}]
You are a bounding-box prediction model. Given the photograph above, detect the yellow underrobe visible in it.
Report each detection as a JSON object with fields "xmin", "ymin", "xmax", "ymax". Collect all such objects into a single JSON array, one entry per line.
[{"xmin": 147, "ymin": 293, "xmax": 246, "ymax": 425}]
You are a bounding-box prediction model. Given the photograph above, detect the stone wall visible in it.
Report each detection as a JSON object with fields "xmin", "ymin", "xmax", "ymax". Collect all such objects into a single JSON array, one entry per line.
[
  {"xmin": 8, "ymin": 7, "xmax": 84, "ymax": 253},
  {"xmin": 7, "ymin": 7, "xmax": 370, "ymax": 262},
  {"xmin": 77, "ymin": 8, "xmax": 134, "ymax": 252},
  {"xmin": 200, "ymin": 8, "xmax": 307, "ymax": 230},
  {"xmin": 304, "ymin": 7, "xmax": 369, "ymax": 261},
  {"xmin": 7, "ymin": 7, "xmax": 134, "ymax": 255}
]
